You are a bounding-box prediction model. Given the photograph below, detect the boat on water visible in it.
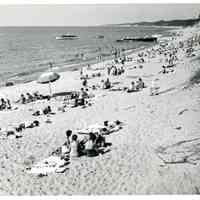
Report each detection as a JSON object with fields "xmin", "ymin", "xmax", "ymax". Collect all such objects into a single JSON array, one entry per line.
[
  {"xmin": 96, "ymin": 35, "xmax": 104, "ymax": 39},
  {"xmin": 56, "ymin": 34, "xmax": 79, "ymax": 40},
  {"xmin": 116, "ymin": 36, "xmax": 157, "ymax": 42}
]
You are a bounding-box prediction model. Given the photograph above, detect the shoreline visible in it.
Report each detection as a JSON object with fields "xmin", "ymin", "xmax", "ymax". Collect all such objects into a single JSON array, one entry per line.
[
  {"xmin": 0, "ymin": 43, "xmax": 154, "ymax": 89},
  {"xmin": 0, "ymin": 25, "xmax": 182, "ymax": 99},
  {"xmin": 1, "ymin": 24, "xmax": 200, "ymax": 194},
  {"xmin": 0, "ymin": 25, "xmax": 174, "ymax": 88}
]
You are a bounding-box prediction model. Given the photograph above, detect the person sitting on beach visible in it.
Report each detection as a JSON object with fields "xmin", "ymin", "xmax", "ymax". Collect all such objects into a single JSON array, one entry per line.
[
  {"xmin": 20, "ymin": 94, "xmax": 26, "ymax": 104},
  {"xmin": 100, "ymin": 80, "xmax": 105, "ymax": 89},
  {"xmin": 77, "ymin": 88, "xmax": 87, "ymax": 106},
  {"xmin": 0, "ymin": 98, "xmax": 7, "ymax": 110},
  {"xmin": 26, "ymin": 120, "xmax": 40, "ymax": 128},
  {"xmin": 159, "ymin": 66, "xmax": 168, "ymax": 74},
  {"xmin": 103, "ymin": 78, "xmax": 111, "ymax": 89},
  {"xmin": 103, "ymin": 120, "xmax": 122, "ymax": 133},
  {"xmin": 70, "ymin": 134, "xmax": 80, "ymax": 159},
  {"xmin": 126, "ymin": 81, "xmax": 136, "ymax": 93},
  {"xmin": 95, "ymin": 132, "xmax": 106, "ymax": 148},
  {"xmin": 26, "ymin": 93, "xmax": 34, "ymax": 103},
  {"xmin": 33, "ymin": 91, "xmax": 43, "ymax": 100},
  {"xmin": 84, "ymin": 132, "xmax": 99, "ymax": 157},
  {"xmin": 61, "ymin": 130, "xmax": 72, "ymax": 158},
  {"xmin": 43, "ymin": 106, "xmax": 52, "ymax": 115},
  {"xmin": 85, "ymin": 88, "xmax": 94, "ymax": 98},
  {"xmin": 136, "ymin": 78, "xmax": 145, "ymax": 90}
]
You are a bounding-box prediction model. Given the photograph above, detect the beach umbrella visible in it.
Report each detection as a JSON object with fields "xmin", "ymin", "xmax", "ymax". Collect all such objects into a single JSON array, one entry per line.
[{"xmin": 37, "ymin": 71, "xmax": 60, "ymax": 96}]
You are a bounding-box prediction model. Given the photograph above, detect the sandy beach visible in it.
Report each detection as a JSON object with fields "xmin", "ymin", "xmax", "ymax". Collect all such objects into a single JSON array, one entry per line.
[{"xmin": 0, "ymin": 24, "xmax": 200, "ymax": 195}]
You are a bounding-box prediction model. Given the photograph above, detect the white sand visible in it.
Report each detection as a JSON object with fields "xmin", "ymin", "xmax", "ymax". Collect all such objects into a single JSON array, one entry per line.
[{"xmin": 0, "ymin": 25, "xmax": 200, "ymax": 195}]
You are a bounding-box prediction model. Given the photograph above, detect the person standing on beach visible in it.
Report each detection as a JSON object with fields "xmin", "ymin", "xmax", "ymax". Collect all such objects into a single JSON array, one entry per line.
[{"xmin": 82, "ymin": 78, "xmax": 88, "ymax": 88}]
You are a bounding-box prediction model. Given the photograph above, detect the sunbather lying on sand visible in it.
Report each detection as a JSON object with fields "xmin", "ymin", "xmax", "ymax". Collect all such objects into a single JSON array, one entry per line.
[
  {"xmin": 0, "ymin": 120, "xmax": 40, "ymax": 139},
  {"xmin": 77, "ymin": 120, "xmax": 123, "ymax": 135},
  {"xmin": 32, "ymin": 106, "xmax": 54, "ymax": 116},
  {"xmin": 16, "ymin": 92, "xmax": 51, "ymax": 104},
  {"xmin": 64, "ymin": 88, "xmax": 93, "ymax": 108}
]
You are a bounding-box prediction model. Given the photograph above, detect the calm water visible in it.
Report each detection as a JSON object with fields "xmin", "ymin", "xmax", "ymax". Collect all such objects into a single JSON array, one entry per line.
[{"xmin": 0, "ymin": 26, "xmax": 172, "ymax": 86}]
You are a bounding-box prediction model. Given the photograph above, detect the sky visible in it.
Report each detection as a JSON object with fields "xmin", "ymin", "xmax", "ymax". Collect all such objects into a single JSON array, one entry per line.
[{"xmin": 0, "ymin": 4, "xmax": 200, "ymax": 26}]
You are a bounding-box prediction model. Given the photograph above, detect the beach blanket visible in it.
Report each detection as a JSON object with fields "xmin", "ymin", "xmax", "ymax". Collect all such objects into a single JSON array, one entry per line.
[
  {"xmin": 155, "ymin": 138, "xmax": 200, "ymax": 165},
  {"xmin": 26, "ymin": 155, "xmax": 69, "ymax": 175},
  {"xmin": 77, "ymin": 122, "xmax": 122, "ymax": 135},
  {"xmin": 77, "ymin": 124, "xmax": 106, "ymax": 135}
]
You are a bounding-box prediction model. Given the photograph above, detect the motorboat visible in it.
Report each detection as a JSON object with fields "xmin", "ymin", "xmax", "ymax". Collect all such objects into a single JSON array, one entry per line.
[
  {"xmin": 96, "ymin": 35, "xmax": 104, "ymax": 39},
  {"xmin": 56, "ymin": 34, "xmax": 79, "ymax": 40}
]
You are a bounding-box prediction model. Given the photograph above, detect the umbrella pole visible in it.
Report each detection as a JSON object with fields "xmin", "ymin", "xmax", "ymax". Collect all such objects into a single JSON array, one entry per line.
[{"xmin": 48, "ymin": 81, "xmax": 52, "ymax": 97}]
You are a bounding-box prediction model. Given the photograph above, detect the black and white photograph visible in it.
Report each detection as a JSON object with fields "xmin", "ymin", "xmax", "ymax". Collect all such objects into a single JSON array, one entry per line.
[{"xmin": 0, "ymin": 1, "xmax": 200, "ymax": 196}]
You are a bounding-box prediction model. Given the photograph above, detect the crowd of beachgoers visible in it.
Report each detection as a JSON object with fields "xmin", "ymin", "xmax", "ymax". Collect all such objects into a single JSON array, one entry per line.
[
  {"xmin": 1, "ymin": 26, "xmax": 200, "ymax": 154},
  {"xmin": 0, "ymin": 24, "xmax": 200, "ymax": 194}
]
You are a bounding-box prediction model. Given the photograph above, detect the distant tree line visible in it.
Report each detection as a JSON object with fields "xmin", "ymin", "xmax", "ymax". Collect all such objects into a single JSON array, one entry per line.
[{"xmin": 117, "ymin": 14, "xmax": 200, "ymax": 27}]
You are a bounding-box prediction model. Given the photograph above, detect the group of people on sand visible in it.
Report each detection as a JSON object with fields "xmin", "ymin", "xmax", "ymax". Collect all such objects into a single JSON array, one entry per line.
[
  {"xmin": 107, "ymin": 64, "xmax": 125, "ymax": 76},
  {"xmin": 18, "ymin": 92, "xmax": 50, "ymax": 104},
  {"xmin": 32, "ymin": 105, "xmax": 53, "ymax": 116},
  {"xmin": 125, "ymin": 78, "xmax": 145, "ymax": 93},
  {"xmin": 64, "ymin": 87, "xmax": 93, "ymax": 108},
  {"xmin": 0, "ymin": 98, "xmax": 12, "ymax": 111},
  {"xmin": 59, "ymin": 120, "xmax": 122, "ymax": 159},
  {"xmin": 1, "ymin": 120, "xmax": 40, "ymax": 139},
  {"xmin": 159, "ymin": 65, "xmax": 175, "ymax": 74},
  {"xmin": 60, "ymin": 129, "xmax": 106, "ymax": 159}
]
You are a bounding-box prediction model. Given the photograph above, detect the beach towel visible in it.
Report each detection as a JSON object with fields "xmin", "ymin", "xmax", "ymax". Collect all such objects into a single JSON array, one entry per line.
[
  {"xmin": 77, "ymin": 123, "xmax": 107, "ymax": 135},
  {"xmin": 26, "ymin": 155, "xmax": 68, "ymax": 175},
  {"xmin": 77, "ymin": 122, "xmax": 122, "ymax": 135}
]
